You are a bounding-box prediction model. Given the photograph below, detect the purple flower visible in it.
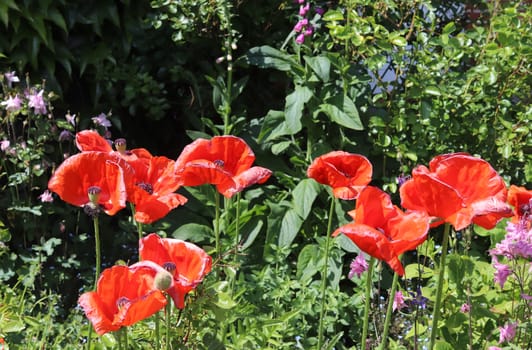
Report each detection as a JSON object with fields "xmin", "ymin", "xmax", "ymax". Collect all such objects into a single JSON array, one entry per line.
[
  {"xmin": 65, "ymin": 112, "xmax": 76, "ymax": 126},
  {"xmin": 4, "ymin": 71, "xmax": 20, "ymax": 87},
  {"xmin": 0, "ymin": 140, "xmax": 10, "ymax": 152},
  {"xmin": 410, "ymin": 287, "xmax": 428, "ymax": 309},
  {"xmin": 460, "ymin": 303, "xmax": 471, "ymax": 313},
  {"xmin": 92, "ymin": 113, "xmax": 112, "ymax": 128},
  {"xmin": 488, "ymin": 347, "xmax": 502, "ymax": 350},
  {"xmin": 295, "ymin": 33, "xmax": 306, "ymax": 44},
  {"xmin": 396, "ymin": 174, "xmax": 411, "ymax": 187},
  {"xmin": 315, "ymin": 7, "xmax": 325, "ymax": 16},
  {"xmin": 59, "ymin": 130, "xmax": 74, "ymax": 142},
  {"xmin": 348, "ymin": 254, "xmax": 368, "ymax": 279},
  {"xmin": 38, "ymin": 190, "xmax": 54, "ymax": 203},
  {"xmin": 1, "ymin": 94, "xmax": 22, "ymax": 112},
  {"xmin": 393, "ymin": 291, "xmax": 406, "ymax": 312},
  {"xmin": 304, "ymin": 26, "xmax": 313, "ymax": 36},
  {"xmin": 27, "ymin": 90, "xmax": 47, "ymax": 115},
  {"xmin": 492, "ymin": 256, "xmax": 512, "ymax": 289},
  {"xmin": 498, "ymin": 322, "xmax": 517, "ymax": 344},
  {"xmin": 299, "ymin": 3, "xmax": 310, "ymax": 16}
]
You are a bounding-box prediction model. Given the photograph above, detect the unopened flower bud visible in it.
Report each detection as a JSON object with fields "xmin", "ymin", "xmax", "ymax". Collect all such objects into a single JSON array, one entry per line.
[
  {"xmin": 114, "ymin": 138, "xmax": 127, "ymax": 154},
  {"xmin": 87, "ymin": 186, "xmax": 102, "ymax": 205},
  {"xmin": 154, "ymin": 270, "xmax": 173, "ymax": 291}
]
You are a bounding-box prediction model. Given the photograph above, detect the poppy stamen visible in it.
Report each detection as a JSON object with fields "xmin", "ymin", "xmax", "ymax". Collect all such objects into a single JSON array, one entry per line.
[
  {"xmin": 137, "ymin": 182, "xmax": 154, "ymax": 194},
  {"xmin": 213, "ymin": 159, "xmax": 224, "ymax": 168},
  {"xmin": 116, "ymin": 296, "xmax": 130, "ymax": 309},
  {"xmin": 162, "ymin": 262, "xmax": 176, "ymax": 276}
]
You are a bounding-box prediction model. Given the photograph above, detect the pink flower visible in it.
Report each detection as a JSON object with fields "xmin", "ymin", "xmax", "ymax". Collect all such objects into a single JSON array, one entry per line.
[
  {"xmin": 92, "ymin": 113, "xmax": 112, "ymax": 128},
  {"xmin": 299, "ymin": 3, "xmax": 310, "ymax": 16},
  {"xmin": 393, "ymin": 291, "xmax": 406, "ymax": 312},
  {"xmin": 65, "ymin": 112, "xmax": 76, "ymax": 126},
  {"xmin": 39, "ymin": 190, "xmax": 54, "ymax": 203},
  {"xmin": 296, "ymin": 33, "xmax": 306, "ymax": 44},
  {"xmin": 498, "ymin": 322, "xmax": 517, "ymax": 344},
  {"xmin": 294, "ymin": 18, "xmax": 308, "ymax": 32},
  {"xmin": 348, "ymin": 254, "xmax": 368, "ymax": 279},
  {"xmin": 0, "ymin": 140, "xmax": 10, "ymax": 152},
  {"xmin": 27, "ymin": 90, "xmax": 47, "ymax": 115},
  {"xmin": 488, "ymin": 347, "xmax": 502, "ymax": 350},
  {"xmin": 59, "ymin": 130, "xmax": 74, "ymax": 142},
  {"xmin": 1, "ymin": 94, "xmax": 22, "ymax": 112},
  {"xmin": 492, "ymin": 257, "xmax": 512, "ymax": 289},
  {"xmin": 460, "ymin": 303, "xmax": 471, "ymax": 313},
  {"xmin": 316, "ymin": 7, "xmax": 325, "ymax": 16},
  {"xmin": 304, "ymin": 26, "xmax": 313, "ymax": 36},
  {"xmin": 4, "ymin": 71, "xmax": 19, "ymax": 87}
]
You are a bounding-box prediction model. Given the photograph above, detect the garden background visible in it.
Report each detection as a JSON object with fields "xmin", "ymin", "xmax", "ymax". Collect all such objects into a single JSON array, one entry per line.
[{"xmin": 0, "ymin": 0, "xmax": 530, "ymax": 349}]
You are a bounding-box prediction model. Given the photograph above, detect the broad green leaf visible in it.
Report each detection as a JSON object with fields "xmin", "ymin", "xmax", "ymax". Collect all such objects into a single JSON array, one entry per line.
[
  {"xmin": 278, "ymin": 208, "xmax": 303, "ymax": 248},
  {"xmin": 404, "ymin": 263, "xmax": 434, "ymax": 279},
  {"xmin": 434, "ymin": 341, "xmax": 454, "ymax": 350},
  {"xmin": 390, "ymin": 36, "xmax": 407, "ymax": 47},
  {"xmin": 47, "ymin": 8, "xmax": 67, "ymax": 32},
  {"xmin": 271, "ymin": 140, "xmax": 291, "ymax": 155},
  {"xmin": 304, "ymin": 55, "xmax": 331, "ymax": 82},
  {"xmin": 240, "ymin": 218, "xmax": 264, "ymax": 250},
  {"xmin": 296, "ymin": 244, "xmax": 319, "ymax": 282},
  {"xmin": 172, "ymin": 223, "xmax": 213, "ymax": 242},
  {"xmin": 259, "ymin": 110, "xmax": 291, "ymax": 142},
  {"xmin": 292, "ymin": 178, "xmax": 320, "ymax": 219},
  {"xmin": 424, "ymin": 86, "xmax": 441, "ymax": 96},
  {"xmin": 319, "ymin": 94, "xmax": 363, "ymax": 130},
  {"xmin": 284, "ymin": 85, "xmax": 312, "ymax": 134},
  {"xmin": 442, "ymin": 21, "xmax": 456, "ymax": 35},
  {"xmin": 322, "ymin": 9, "xmax": 344, "ymax": 21},
  {"xmin": 246, "ymin": 45, "xmax": 302, "ymax": 73}
]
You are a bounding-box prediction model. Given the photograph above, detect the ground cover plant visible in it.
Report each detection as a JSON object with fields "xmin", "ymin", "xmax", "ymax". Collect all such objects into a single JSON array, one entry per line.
[{"xmin": 0, "ymin": 0, "xmax": 531, "ymax": 349}]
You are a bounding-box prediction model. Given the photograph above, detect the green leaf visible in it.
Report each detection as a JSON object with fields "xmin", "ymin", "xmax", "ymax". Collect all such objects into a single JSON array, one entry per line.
[
  {"xmin": 424, "ymin": 86, "xmax": 441, "ymax": 96},
  {"xmin": 434, "ymin": 341, "xmax": 454, "ymax": 350},
  {"xmin": 292, "ymin": 179, "xmax": 320, "ymax": 220},
  {"xmin": 278, "ymin": 208, "xmax": 303, "ymax": 248},
  {"xmin": 322, "ymin": 9, "xmax": 344, "ymax": 21},
  {"xmin": 172, "ymin": 223, "xmax": 213, "ymax": 242},
  {"xmin": 246, "ymin": 45, "xmax": 302, "ymax": 73},
  {"xmin": 296, "ymin": 244, "xmax": 320, "ymax": 282},
  {"xmin": 442, "ymin": 22, "xmax": 456, "ymax": 35},
  {"xmin": 390, "ymin": 36, "xmax": 407, "ymax": 47},
  {"xmin": 259, "ymin": 110, "xmax": 291, "ymax": 142},
  {"xmin": 304, "ymin": 55, "xmax": 331, "ymax": 82},
  {"xmin": 240, "ymin": 218, "xmax": 264, "ymax": 250},
  {"xmin": 404, "ymin": 263, "xmax": 434, "ymax": 279},
  {"xmin": 271, "ymin": 140, "xmax": 291, "ymax": 155},
  {"xmin": 284, "ymin": 85, "xmax": 312, "ymax": 134},
  {"xmin": 47, "ymin": 8, "xmax": 67, "ymax": 32},
  {"xmin": 319, "ymin": 94, "xmax": 363, "ymax": 130}
]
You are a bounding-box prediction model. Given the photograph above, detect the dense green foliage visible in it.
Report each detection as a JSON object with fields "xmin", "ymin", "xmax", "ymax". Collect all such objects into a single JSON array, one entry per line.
[{"xmin": 0, "ymin": 0, "xmax": 531, "ymax": 349}]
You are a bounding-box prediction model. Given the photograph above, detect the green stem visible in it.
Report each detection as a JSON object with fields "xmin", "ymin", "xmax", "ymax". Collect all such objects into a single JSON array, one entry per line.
[
  {"xmin": 117, "ymin": 329, "xmax": 123, "ymax": 350},
  {"xmin": 361, "ymin": 257, "xmax": 375, "ymax": 350},
  {"xmin": 166, "ymin": 294, "xmax": 172, "ymax": 350},
  {"xmin": 379, "ymin": 271, "xmax": 399, "ymax": 350},
  {"xmin": 215, "ymin": 191, "xmax": 222, "ymax": 258},
  {"xmin": 155, "ymin": 312, "xmax": 160, "ymax": 349},
  {"xmin": 93, "ymin": 216, "xmax": 101, "ymax": 289},
  {"xmin": 317, "ymin": 197, "xmax": 336, "ymax": 349},
  {"xmin": 429, "ymin": 223, "xmax": 451, "ymax": 350}
]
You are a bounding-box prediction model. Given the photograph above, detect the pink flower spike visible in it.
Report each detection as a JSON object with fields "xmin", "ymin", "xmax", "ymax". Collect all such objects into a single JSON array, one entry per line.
[
  {"xmin": 27, "ymin": 90, "xmax": 47, "ymax": 115},
  {"xmin": 492, "ymin": 257, "xmax": 512, "ymax": 289},
  {"xmin": 348, "ymin": 254, "xmax": 368, "ymax": 279},
  {"xmin": 39, "ymin": 190, "xmax": 54, "ymax": 203},
  {"xmin": 296, "ymin": 33, "xmax": 306, "ymax": 44},
  {"xmin": 460, "ymin": 303, "xmax": 471, "ymax": 313},
  {"xmin": 299, "ymin": 3, "xmax": 310, "ymax": 16}
]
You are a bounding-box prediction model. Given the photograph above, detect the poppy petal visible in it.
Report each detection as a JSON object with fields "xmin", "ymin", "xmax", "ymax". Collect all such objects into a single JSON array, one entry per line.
[
  {"xmin": 78, "ymin": 291, "xmax": 119, "ymax": 335},
  {"xmin": 134, "ymin": 193, "xmax": 188, "ymax": 224},
  {"xmin": 220, "ymin": 166, "xmax": 272, "ymax": 198},
  {"xmin": 76, "ymin": 130, "xmax": 113, "ymax": 153}
]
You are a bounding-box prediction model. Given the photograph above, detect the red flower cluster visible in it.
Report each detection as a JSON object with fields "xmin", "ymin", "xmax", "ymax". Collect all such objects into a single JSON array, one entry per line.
[
  {"xmin": 48, "ymin": 132, "xmax": 272, "ymax": 223},
  {"xmin": 79, "ymin": 236, "xmax": 212, "ymax": 335},
  {"xmin": 48, "ymin": 131, "xmax": 269, "ymax": 335},
  {"xmin": 309, "ymin": 151, "xmax": 514, "ymax": 276}
]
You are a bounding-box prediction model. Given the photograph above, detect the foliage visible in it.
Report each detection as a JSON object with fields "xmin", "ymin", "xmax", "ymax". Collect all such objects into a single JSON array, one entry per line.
[{"xmin": 0, "ymin": 0, "xmax": 530, "ymax": 349}]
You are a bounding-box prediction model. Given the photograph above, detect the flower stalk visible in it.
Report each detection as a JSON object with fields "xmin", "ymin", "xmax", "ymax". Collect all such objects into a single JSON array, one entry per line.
[{"xmin": 361, "ymin": 257, "xmax": 375, "ymax": 350}]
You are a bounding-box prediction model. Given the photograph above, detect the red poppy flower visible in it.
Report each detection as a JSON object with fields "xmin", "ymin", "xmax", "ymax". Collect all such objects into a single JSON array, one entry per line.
[
  {"xmin": 76, "ymin": 130, "xmax": 153, "ymax": 161},
  {"xmin": 48, "ymin": 152, "xmax": 128, "ymax": 215},
  {"xmin": 307, "ymin": 151, "xmax": 372, "ymax": 200},
  {"xmin": 139, "ymin": 233, "xmax": 212, "ymax": 309},
  {"xmin": 400, "ymin": 153, "xmax": 512, "ymax": 230},
  {"xmin": 78, "ymin": 260, "xmax": 170, "ymax": 335},
  {"xmin": 333, "ymin": 186, "xmax": 429, "ymax": 276},
  {"xmin": 508, "ymin": 185, "xmax": 531, "ymax": 218},
  {"xmin": 127, "ymin": 156, "xmax": 188, "ymax": 224},
  {"xmin": 174, "ymin": 136, "xmax": 272, "ymax": 198}
]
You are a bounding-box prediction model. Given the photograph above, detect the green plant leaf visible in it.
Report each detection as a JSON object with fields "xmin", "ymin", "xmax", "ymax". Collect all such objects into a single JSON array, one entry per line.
[
  {"xmin": 291, "ymin": 178, "xmax": 320, "ymax": 220},
  {"xmin": 172, "ymin": 223, "xmax": 213, "ymax": 242},
  {"xmin": 304, "ymin": 55, "xmax": 331, "ymax": 82},
  {"xmin": 284, "ymin": 85, "xmax": 312, "ymax": 134},
  {"xmin": 296, "ymin": 244, "xmax": 319, "ymax": 282},
  {"xmin": 278, "ymin": 208, "xmax": 303, "ymax": 248},
  {"xmin": 245, "ymin": 45, "xmax": 302, "ymax": 73},
  {"xmin": 319, "ymin": 94, "xmax": 363, "ymax": 130}
]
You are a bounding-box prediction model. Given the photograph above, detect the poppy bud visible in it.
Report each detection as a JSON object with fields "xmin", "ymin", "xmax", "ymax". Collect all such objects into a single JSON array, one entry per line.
[
  {"xmin": 87, "ymin": 186, "xmax": 102, "ymax": 205},
  {"xmin": 154, "ymin": 270, "xmax": 173, "ymax": 291}
]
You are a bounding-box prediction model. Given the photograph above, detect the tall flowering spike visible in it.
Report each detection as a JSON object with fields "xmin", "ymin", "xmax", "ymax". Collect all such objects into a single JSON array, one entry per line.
[
  {"xmin": 127, "ymin": 156, "xmax": 188, "ymax": 224},
  {"xmin": 78, "ymin": 261, "xmax": 170, "ymax": 335},
  {"xmin": 333, "ymin": 186, "xmax": 430, "ymax": 276},
  {"xmin": 139, "ymin": 233, "xmax": 212, "ymax": 309},
  {"xmin": 307, "ymin": 151, "xmax": 373, "ymax": 200},
  {"xmin": 400, "ymin": 153, "xmax": 512, "ymax": 230},
  {"xmin": 48, "ymin": 152, "xmax": 128, "ymax": 215},
  {"xmin": 174, "ymin": 136, "xmax": 272, "ymax": 198}
]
